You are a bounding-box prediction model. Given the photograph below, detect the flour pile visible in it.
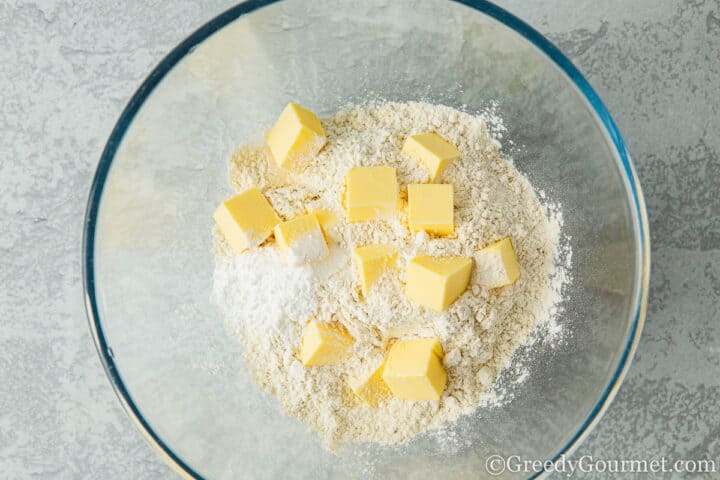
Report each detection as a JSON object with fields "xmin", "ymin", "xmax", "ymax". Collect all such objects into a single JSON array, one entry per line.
[{"xmin": 212, "ymin": 101, "xmax": 567, "ymax": 450}]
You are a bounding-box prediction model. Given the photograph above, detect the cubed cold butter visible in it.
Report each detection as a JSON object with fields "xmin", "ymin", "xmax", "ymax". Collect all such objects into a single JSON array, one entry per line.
[
  {"xmin": 311, "ymin": 208, "xmax": 338, "ymax": 231},
  {"xmin": 310, "ymin": 208, "xmax": 338, "ymax": 242},
  {"xmin": 353, "ymin": 244, "xmax": 397, "ymax": 296},
  {"xmin": 274, "ymin": 213, "xmax": 329, "ymax": 264},
  {"xmin": 343, "ymin": 166, "xmax": 398, "ymax": 222},
  {"xmin": 213, "ymin": 187, "xmax": 281, "ymax": 253},
  {"xmin": 348, "ymin": 363, "xmax": 391, "ymax": 406},
  {"xmin": 299, "ymin": 320, "xmax": 355, "ymax": 366},
  {"xmin": 402, "ymin": 132, "xmax": 461, "ymax": 182},
  {"xmin": 405, "ymin": 255, "xmax": 472, "ymax": 311},
  {"xmin": 407, "ymin": 184, "xmax": 454, "ymax": 235},
  {"xmin": 475, "ymin": 237, "xmax": 520, "ymax": 288},
  {"xmin": 266, "ymin": 102, "xmax": 327, "ymax": 169},
  {"xmin": 382, "ymin": 338, "xmax": 446, "ymax": 400}
]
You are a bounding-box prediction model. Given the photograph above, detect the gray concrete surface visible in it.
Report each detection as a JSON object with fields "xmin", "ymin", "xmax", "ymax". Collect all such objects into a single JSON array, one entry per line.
[{"xmin": 1, "ymin": 0, "xmax": 718, "ymax": 478}]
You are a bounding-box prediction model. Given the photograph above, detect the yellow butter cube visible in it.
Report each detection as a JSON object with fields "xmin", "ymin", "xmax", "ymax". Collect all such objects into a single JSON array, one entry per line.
[
  {"xmin": 274, "ymin": 213, "xmax": 329, "ymax": 264},
  {"xmin": 311, "ymin": 208, "xmax": 338, "ymax": 231},
  {"xmin": 402, "ymin": 132, "xmax": 461, "ymax": 182},
  {"xmin": 266, "ymin": 102, "xmax": 327, "ymax": 169},
  {"xmin": 405, "ymin": 255, "xmax": 472, "ymax": 311},
  {"xmin": 382, "ymin": 338, "xmax": 447, "ymax": 400},
  {"xmin": 352, "ymin": 244, "xmax": 397, "ymax": 296},
  {"xmin": 407, "ymin": 184, "xmax": 454, "ymax": 235},
  {"xmin": 348, "ymin": 363, "xmax": 391, "ymax": 406},
  {"xmin": 343, "ymin": 166, "xmax": 398, "ymax": 222},
  {"xmin": 299, "ymin": 319, "xmax": 355, "ymax": 366},
  {"xmin": 310, "ymin": 208, "xmax": 338, "ymax": 242},
  {"xmin": 213, "ymin": 187, "xmax": 281, "ymax": 253},
  {"xmin": 475, "ymin": 238, "xmax": 521, "ymax": 288}
]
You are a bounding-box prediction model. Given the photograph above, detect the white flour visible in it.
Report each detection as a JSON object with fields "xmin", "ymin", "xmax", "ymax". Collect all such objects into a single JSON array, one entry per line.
[{"xmin": 212, "ymin": 101, "xmax": 569, "ymax": 450}]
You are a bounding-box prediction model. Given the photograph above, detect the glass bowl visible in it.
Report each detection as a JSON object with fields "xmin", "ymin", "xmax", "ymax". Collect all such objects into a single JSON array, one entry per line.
[{"xmin": 83, "ymin": 1, "xmax": 649, "ymax": 478}]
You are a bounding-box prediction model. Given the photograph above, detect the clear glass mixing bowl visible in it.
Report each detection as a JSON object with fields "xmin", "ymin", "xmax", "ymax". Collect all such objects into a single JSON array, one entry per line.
[{"xmin": 83, "ymin": 1, "xmax": 650, "ymax": 478}]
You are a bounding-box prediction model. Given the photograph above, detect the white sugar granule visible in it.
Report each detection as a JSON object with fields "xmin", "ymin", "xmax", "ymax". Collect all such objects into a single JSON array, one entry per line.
[{"xmin": 212, "ymin": 101, "xmax": 570, "ymax": 450}]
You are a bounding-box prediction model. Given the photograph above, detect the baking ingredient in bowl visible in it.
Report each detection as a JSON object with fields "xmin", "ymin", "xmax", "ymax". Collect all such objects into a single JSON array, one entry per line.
[
  {"xmin": 348, "ymin": 361, "xmax": 390, "ymax": 407},
  {"xmin": 266, "ymin": 102, "xmax": 327, "ymax": 169},
  {"xmin": 212, "ymin": 101, "xmax": 567, "ymax": 449},
  {"xmin": 382, "ymin": 338, "xmax": 447, "ymax": 401},
  {"xmin": 475, "ymin": 237, "xmax": 522, "ymax": 288},
  {"xmin": 404, "ymin": 255, "xmax": 473, "ymax": 312},
  {"xmin": 299, "ymin": 319, "xmax": 355, "ymax": 366},
  {"xmin": 352, "ymin": 244, "xmax": 397, "ymax": 297},
  {"xmin": 402, "ymin": 131, "xmax": 461, "ymax": 182},
  {"xmin": 274, "ymin": 212, "xmax": 329, "ymax": 265},
  {"xmin": 212, "ymin": 187, "xmax": 280, "ymax": 253},
  {"xmin": 343, "ymin": 166, "xmax": 399, "ymax": 222},
  {"xmin": 407, "ymin": 183, "xmax": 455, "ymax": 235}
]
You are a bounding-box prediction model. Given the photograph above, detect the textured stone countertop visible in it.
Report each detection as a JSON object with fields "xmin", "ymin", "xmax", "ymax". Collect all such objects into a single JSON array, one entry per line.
[{"xmin": 2, "ymin": 0, "xmax": 718, "ymax": 478}]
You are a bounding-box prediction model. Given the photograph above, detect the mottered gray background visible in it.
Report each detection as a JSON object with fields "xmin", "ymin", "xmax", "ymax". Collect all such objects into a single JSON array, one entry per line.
[{"xmin": 1, "ymin": 0, "xmax": 718, "ymax": 478}]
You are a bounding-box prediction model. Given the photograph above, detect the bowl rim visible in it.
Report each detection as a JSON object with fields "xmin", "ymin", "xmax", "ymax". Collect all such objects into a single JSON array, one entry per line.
[{"xmin": 82, "ymin": 1, "xmax": 650, "ymax": 478}]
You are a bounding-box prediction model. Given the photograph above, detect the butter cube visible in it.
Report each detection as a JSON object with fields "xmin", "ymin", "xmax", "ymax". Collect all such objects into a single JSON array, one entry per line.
[
  {"xmin": 353, "ymin": 244, "xmax": 397, "ymax": 296},
  {"xmin": 382, "ymin": 338, "xmax": 447, "ymax": 400},
  {"xmin": 213, "ymin": 187, "xmax": 281, "ymax": 253},
  {"xmin": 402, "ymin": 132, "xmax": 461, "ymax": 182},
  {"xmin": 311, "ymin": 208, "xmax": 338, "ymax": 231},
  {"xmin": 349, "ymin": 363, "xmax": 391, "ymax": 406},
  {"xmin": 266, "ymin": 102, "xmax": 327, "ymax": 169},
  {"xmin": 475, "ymin": 238, "xmax": 520, "ymax": 288},
  {"xmin": 299, "ymin": 319, "xmax": 355, "ymax": 366},
  {"xmin": 274, "ymin": 213, "xmax": 329, "ymax": 264},
  {"xmin": 344, "ymin": 167, "xmax": 398, "ymax": 222},
  {"xmin": 405, "ymin": 255, "xmax": 472, "ymax": 311},
  {"xmin": 407, "ymin": 184, "xmax": 454, "ymax": 235},
  {"xmin": 310, "ymin": 208, "xmax": 338, "ymax": 242}
]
